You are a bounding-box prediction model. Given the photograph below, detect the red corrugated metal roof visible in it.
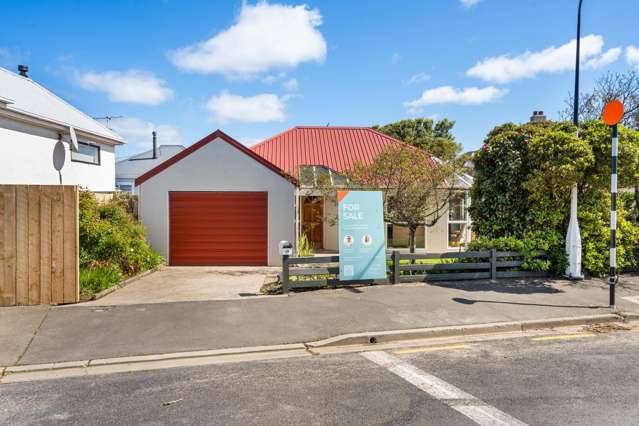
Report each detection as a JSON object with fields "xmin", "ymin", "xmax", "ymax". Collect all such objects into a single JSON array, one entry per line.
[{"xmin": 250, "ymin": 126, "xmax": 405, "ymax": 177}]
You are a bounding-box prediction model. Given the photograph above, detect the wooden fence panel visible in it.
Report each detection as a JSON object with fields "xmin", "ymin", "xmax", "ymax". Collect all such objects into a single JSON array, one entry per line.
[
  {"xmin": 16, "ymin": 186, "xmax": 29, "ymax": 305},
  {"xmin": 281, "ymin": 249, "xmax": 550, "ymax": 291},
  {"xmin": 28, "ymin": 186, "xmax": 41, "ymax": 305},
  {"xmin": 40, "ymin": 188, "xmax": 52, "ymax": 304},
  {"xmin": 1, "ymin": 186, "xmax": 17, "ymax": 306},
  {"xmin": 62, "ymin": 186, "xmax": 78, "ymax": 304},
  {"xmin": 0, "ymin": 185, "xmax": 79, "ymax": 307},
  {"xmin": 51, "ymin": 188, "xmax": 65, "ymax": 305}
]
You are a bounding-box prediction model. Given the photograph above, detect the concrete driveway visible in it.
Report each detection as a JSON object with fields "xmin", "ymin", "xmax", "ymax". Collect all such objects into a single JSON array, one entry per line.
[{"xmin": 82, "ymin": 266, "xmax": 280, "ymax": 306}]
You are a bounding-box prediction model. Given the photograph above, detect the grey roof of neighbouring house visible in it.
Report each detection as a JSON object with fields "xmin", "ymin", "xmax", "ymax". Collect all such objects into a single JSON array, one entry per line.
[
  {"xmin": 0, "ymin": 66, "xmax": 124, "ymax": 144},
  {"xmin": 116, "ymin": 145, "xmax": 186, "ymax": 179}
]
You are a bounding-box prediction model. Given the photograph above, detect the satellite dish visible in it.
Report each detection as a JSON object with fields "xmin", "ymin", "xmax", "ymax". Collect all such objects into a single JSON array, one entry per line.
[
  {"xmin": 53, "ymin": 140, "xmax": 66, "ymax": 172},
  {"xmin": 69, "ymin": 126, "xmax": 79, "ymax": 152}
]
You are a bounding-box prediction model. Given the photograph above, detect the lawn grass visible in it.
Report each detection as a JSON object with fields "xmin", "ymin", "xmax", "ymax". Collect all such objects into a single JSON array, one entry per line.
[{"xmin": 79, "ymin": 265, "xmax": 123, "ymax": 298}]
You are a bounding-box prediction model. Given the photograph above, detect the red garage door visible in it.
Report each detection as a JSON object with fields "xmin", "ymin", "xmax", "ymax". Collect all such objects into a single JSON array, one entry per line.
[{"xmin": 169, "ymin": 192, "xmax": 268, "ymax": 266}]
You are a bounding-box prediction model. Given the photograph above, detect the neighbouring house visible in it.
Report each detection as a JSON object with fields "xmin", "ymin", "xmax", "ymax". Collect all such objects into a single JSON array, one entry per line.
[
  {"xmin": 251, "ymin": 126, "xmax": 473, "ymax": 253},
  {"xmin": 116, "ymin": 132, "xmax": 185, "ymax": 194},
  {"xmin": 0, "ymin": 66, "xmax": 125, "ymax": 192},
  {"xmin": 135, "ymin": 130, "xmax": 297, "ymax": 266}
]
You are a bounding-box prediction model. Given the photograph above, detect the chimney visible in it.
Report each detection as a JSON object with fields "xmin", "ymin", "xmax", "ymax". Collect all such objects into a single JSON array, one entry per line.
[
  {"xmin": 530, "ymin": 110, "xmax": 546, "ymax": 123},
  {"xmin": 152, "ymin": 131, "xmax": 157, "ymax": 159},
  {"xmin": 17, "ymin": 65, "xmax": 29, "ymax": 77}
]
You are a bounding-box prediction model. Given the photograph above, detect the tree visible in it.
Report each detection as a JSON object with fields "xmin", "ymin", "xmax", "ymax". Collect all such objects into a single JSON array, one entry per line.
[
  {"xmin": 373, "ymin": 118, "xmax": 462, "ymax": 161},
  {"xmin": 561, "ymin": 70, "xmax": 639, "ymax": 225},
  {"xmin": 470, "ymin": 120, "xmax": 639, "ymax": 275},
  {"xmin": 561, "ymin": 69, "xmax": 639, "ymax": 130},
  {"xmin": 346, "ymin": 144, "xmax": 458, "ymax": 253}
]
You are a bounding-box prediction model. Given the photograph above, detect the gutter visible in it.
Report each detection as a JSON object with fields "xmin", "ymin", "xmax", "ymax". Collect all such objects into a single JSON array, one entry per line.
[{"xmin": 0, "ymin": 106, "xmax": 125, "ymax": 146}]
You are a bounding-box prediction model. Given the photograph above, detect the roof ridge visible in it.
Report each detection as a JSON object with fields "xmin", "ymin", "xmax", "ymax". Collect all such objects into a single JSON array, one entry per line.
[
  {"xmin": 0, "ymin": 66, "xmax": 124, "ymax": 142},
  {"xmin": 294, "ymin": 125, "xmax": 372, "ymax": 129},
  {"xmin": 366, "ymin": 127, "xmax": 410, "ymax": 145},
  {"xmin": 136, "ymin": 129, "xmax": 297, "ymax": 187}
]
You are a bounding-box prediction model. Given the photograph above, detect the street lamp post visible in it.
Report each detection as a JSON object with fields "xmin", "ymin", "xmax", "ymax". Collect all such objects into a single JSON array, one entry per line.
[{"xmin": 566, "ymin": 0, "xmax": 584, "ymax": 279}]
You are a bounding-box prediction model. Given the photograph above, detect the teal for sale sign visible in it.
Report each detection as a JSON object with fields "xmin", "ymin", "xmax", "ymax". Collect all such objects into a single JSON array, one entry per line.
[{"xmin": 338, "ymin": 190, "xmax": 387, "ymax": 281}]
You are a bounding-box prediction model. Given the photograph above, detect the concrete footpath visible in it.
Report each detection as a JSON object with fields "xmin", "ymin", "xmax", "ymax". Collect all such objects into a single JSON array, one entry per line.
[{"xmin": 2, "ymin": 276, "xmax": 639, "ymax": 367}]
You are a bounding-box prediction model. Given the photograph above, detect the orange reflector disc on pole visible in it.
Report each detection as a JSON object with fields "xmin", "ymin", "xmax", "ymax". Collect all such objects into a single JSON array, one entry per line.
[{"xmin": 602, "ymin": 99, "xmax": 624, "ymax": 126}]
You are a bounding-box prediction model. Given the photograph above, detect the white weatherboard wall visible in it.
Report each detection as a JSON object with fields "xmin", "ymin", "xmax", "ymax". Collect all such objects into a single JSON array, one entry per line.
[
  {"xmin": 137, "ymin": 137, "xmax": 296, "ymax": 266},
  {"xmin": 0, "ymin": 118, "xmax": 116, "ymax": 191}
]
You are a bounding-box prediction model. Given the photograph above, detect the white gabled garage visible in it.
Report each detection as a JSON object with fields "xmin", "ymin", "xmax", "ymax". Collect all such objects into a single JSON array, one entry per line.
[{"xmin": 135, "ymin": 130, "xmax": 296, "ymax": 266}]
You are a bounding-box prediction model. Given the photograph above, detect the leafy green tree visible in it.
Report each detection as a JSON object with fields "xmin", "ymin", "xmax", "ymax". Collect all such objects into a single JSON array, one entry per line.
[
  {"xmin": 347, "ymin": 144, "xmax": 458, "ymax": 253},
  {"xmin": 373, "ymin": 118, "xmax": 462, "ymax": 161},
  {"xmin": 470, "ymin": 120, "xmax": 639, "ymax": 276}
]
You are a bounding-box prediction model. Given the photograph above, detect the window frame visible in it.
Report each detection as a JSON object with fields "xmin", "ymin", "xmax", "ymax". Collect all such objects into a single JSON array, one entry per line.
[
  {"xmin": 447, "ymin": 191, "xmax": 472, "ymax": 250},
  {"xmin": 70, "ymin": 141, "xmax": 101, "ymax": 166}
]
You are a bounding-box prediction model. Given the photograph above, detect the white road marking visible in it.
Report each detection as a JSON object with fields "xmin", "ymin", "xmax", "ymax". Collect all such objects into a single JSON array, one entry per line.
[{"xmin": 362, "ymin": 351, "xmax": 528, "ymax": 426}]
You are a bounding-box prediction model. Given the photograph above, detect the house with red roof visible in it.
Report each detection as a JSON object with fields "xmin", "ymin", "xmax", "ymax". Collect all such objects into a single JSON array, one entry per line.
[
  {"xmin": 251, "ymin": 126, "xmax": 472, "ymax": 253},
  {"xmin": 135, "ymin": 126, "xmax": 471, "ymax": 266}
]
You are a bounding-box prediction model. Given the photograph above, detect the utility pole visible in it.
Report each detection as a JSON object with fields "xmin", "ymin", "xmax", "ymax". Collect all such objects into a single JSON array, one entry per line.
[
  {"xmin": 573, "ymin": 0, "xmax": 583, "ymax": 126},
  {"xmin": 566, "ymin": 0, "xmax": 584, "ymax": 279}
]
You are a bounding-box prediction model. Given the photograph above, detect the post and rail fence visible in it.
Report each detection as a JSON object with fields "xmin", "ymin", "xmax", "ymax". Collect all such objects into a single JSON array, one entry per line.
[{"xmin": 281, "ymin": 249, "xmax": 549, "ymax": 293}]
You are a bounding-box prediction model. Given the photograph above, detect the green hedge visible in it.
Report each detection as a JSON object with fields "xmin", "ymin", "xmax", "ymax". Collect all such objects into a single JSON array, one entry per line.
[
  {"xmin": 467, "ymin": 232, "xmax": 567, "ymax": 274},
  {"xmin": 470, "ymin": 120, "xmax": 639, "ymax": 276},
  {"xmin": 79, "ymin": 191, "xmax": 162, "ymax": 296}
]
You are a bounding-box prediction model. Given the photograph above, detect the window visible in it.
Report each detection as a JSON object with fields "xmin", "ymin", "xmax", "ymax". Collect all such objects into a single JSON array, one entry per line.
[
  {"xmin": 298, "ymin": 165, "xmax": 348, "ymax": 188},
  {"xmin": 447, "ymin": 193, "xmax": 470, "ymax": 248},
  {"xmin": 71, "ymin": 142, "xmax": 100, "ymax": 165}
]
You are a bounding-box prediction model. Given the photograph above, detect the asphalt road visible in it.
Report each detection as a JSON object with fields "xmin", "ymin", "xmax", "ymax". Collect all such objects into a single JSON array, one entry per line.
[{"xmin": 2, "ymin": 327, "xmax": 639, "ymax": 425}]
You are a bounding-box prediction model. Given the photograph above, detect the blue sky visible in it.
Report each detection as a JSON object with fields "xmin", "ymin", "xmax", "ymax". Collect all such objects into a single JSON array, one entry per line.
[{"xmin": 2, "ymin": 0, "xmax": 638, "ymax": 158}]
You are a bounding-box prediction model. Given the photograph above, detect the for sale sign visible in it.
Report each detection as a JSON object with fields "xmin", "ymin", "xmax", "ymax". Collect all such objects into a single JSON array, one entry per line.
[{"xmin": 338, "ymin": 190, "xmax": 387, "ymax": 281}]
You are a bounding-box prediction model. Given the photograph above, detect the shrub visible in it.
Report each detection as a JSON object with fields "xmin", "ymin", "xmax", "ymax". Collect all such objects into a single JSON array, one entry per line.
[
  {"xmin": 467, "ymin": 231, "xmax": 567, "ymax": 274},
  {"xmin": 79, "ymin": 265, "xmax": 123, "ymax": 297},
  {"xmin": 79, "ymin": 191, "xmax": 162, "ymax": 295},
  {"xmin": 470, "ymin": 120, "xmax": 639, "ymax": 277},
  {"xmin": 297, "ymin": 233, "xmax": 315, "ymax": 257}
]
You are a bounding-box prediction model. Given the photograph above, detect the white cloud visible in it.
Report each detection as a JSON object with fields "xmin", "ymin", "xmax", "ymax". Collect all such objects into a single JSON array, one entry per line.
[
  {"xmin": 76, "ymin": 70, "xmax": 173, "ymax": 105},
  {"xmin": 262, "ymin": 72, "xmax": 287, "ymax": 84},
  {"xmin": 584, "ymin": 47, "xmax": 621, "ymax": 69},
  {"xmin": 403, "ymin": 72, "xmax": 431, "ymax": 85},
  {"xmin": 206, "ymin": 91, "xmax": 287, "ymax": 123},
  {"xmin": 169, "ymin": 2, "xmax": 326, "ymax": 78},
  {"xmin": 283, "ymin": 78, "xmax": 299, "ymax": 91},
  {"xmin": 460, "ymin": 0, "xmax": 481, "ymax": 8},
  {"xmin": 106, "ymin": 117, "xmax": 183, "ymax": 148},
  {"xmin": 627, "ymin": 45, "xmax": 639, "ymax": 67},
  {"xmin": 466, "ymin": 34, "xmax": 619, "ymax": 84},
  {"xmin": 404, "ymin": 85, "xmax": 507, "ymax": 113}
]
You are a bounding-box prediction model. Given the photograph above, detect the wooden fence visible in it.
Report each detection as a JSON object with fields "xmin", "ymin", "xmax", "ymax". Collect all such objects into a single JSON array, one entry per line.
[
  {"xmin": 0, "ymin": 185, "xmax": 79, "ymax": 306},
  {"xmin": 390, "ymin": 250, "xmax": 549, "ymax": 283},
  {"xmin": 281, "ymin": 249, "xmax": 549, "ymax": 292}
]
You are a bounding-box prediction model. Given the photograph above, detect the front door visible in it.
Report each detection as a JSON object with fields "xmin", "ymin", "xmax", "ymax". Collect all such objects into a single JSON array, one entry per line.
[{"xmin": 301, "ymin": 196, "xmax": 324, "ymax": 249}]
